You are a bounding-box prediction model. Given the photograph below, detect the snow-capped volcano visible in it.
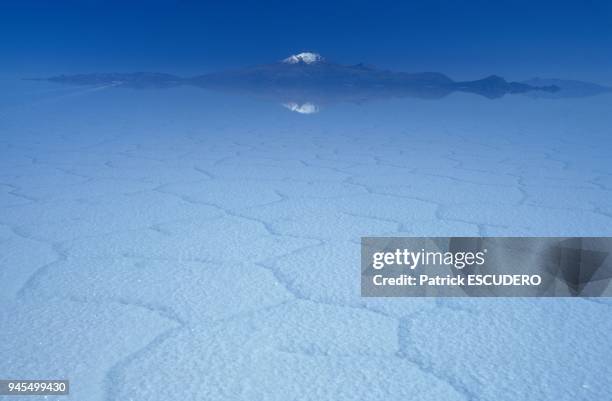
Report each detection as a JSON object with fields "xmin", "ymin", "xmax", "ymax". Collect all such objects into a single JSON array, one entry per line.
[
  {"xmin": 45, "ymin": 55, "xmax": 562, "ymax": 101},
  {"xmin": 282, "ymin": 52, "xmax": 324, "ymax": 64}
]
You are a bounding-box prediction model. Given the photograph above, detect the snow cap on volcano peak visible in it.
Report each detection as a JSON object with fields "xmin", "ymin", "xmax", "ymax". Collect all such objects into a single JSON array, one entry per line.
[{"xmin": 282, "ymin": 52, "xmax": 324, "ymax": 64}]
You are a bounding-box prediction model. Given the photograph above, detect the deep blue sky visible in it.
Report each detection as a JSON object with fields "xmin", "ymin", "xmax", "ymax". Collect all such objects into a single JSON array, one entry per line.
[{"xmin": 2, "ymin": 0, "xmax": 612, "ymax": 83}]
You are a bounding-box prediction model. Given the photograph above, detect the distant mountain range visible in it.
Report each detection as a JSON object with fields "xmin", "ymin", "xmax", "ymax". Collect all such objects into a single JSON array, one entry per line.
[
  {"xmin": 36, "ymin": 52, "xmax": 611, "ymax": 108},
  {"xmin": 188, "ymin": 53, "xmax": 556, "ymax": 100},
  {"xmin": 521, "ymin": 78, "xmax": 612, "ymax": 98}
]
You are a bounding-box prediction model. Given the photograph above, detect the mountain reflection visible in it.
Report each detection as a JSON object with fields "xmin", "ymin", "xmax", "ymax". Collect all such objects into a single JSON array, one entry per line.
[{"xmin": 283, "ymin": 102, "xmax": 320, "ymax": 114}]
